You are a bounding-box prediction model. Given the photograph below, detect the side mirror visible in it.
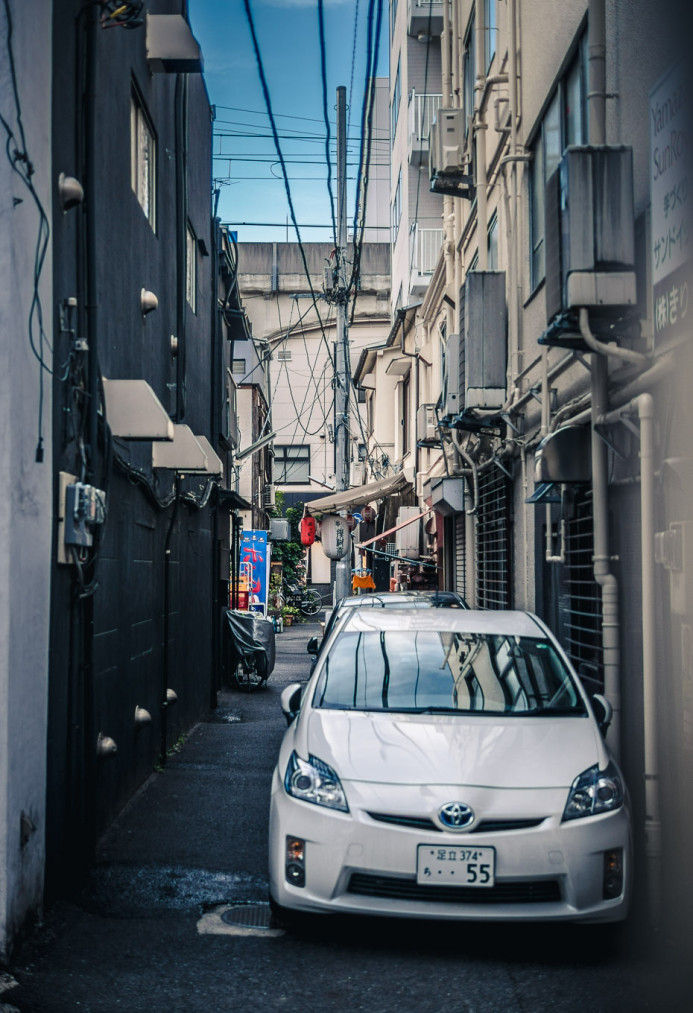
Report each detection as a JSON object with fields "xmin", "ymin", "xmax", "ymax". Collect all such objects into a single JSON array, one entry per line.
[
  {"xmin": 591, "ymin": 693, "xmax": 613, "ymax": 738},
  {"xmin": 306, "ymin": 636, "xmax": 319, "ymax": 655},
  {"xmin": 280, "ymin": 682, "xmax": 303, "ymax": 726}
]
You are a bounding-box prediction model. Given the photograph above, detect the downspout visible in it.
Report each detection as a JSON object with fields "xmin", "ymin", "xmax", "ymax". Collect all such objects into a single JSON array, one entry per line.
[
  {"xmin": 400, "ymin": 315, "xmax": 419, "ymax": 502},
  {"xmin": 441, "ymin": 0, "xmax": 455, "ymax": 337},
  {"xmin": 452, "ymin": 432, "xmax": 479, "ymax": 515},
  {"xmin": 474, "ymin": 1, "xmax": 488, "ymax": 272},
  {"xmin": 160, "ymin": 476, "xmax": 180, "ymax": 766},
  {"xmin": 600, "ymin": 394, "xmax": 659, "ymax": 917},
  {"xmin": 175, "ymin": 75, "xmax": 188, "ymax": 421},
  {"xmin": 587, "ymin": 0, "xmax": 620, "ymax": 755}
]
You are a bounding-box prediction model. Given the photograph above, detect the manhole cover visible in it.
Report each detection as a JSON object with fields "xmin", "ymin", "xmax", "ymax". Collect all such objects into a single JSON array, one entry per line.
[{"xmin": 221, "ymin": 903, "xmax": 272, "ymax": 929}]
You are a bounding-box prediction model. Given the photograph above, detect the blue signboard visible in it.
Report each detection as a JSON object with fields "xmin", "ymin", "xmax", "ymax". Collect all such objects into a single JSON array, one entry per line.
[{"xmin": 240, "ymin": 529, "xmax": 269, "ymax": 613}]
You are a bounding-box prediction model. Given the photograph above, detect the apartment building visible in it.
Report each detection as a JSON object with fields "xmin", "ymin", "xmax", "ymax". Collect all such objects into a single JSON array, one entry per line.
[
  {"xmin": 366, "ymin": 0, "xmax": 692, "ymax": 937},
  {"xmin": 236, "ymin": 242, "xmax": 391, "ymax": 587}
]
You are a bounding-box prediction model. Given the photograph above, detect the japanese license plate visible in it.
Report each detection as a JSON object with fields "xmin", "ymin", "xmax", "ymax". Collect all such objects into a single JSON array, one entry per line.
[{"xmin": 416, "ymin": 845, "xmax": 495, "ymax": 887}]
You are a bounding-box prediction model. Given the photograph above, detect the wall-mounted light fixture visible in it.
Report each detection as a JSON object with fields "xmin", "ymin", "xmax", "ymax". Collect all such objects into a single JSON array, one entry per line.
[
  {"xmin": 96, "ymin": 732, "xmax": 118, "ymax": 758},
  {"xmin": 58, "ymin": 173, "xmax": 84, "ymax": 212},
  {"xmin": 134, "ymin": 706, "xmax": 152, "ymax": 727},
  {"xmin": 141, "ymin": 288, "xmax": 159, "ymax": 316}
]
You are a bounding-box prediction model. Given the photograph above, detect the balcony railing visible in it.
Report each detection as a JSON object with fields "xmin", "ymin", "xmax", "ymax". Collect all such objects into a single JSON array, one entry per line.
[
  {"xmin": 410, "ymin": 225, "xmax": 443, "ymax": 292},
  {"xmin": 408, "ymin": 91, "xmax": 442, "ymax": 164}
]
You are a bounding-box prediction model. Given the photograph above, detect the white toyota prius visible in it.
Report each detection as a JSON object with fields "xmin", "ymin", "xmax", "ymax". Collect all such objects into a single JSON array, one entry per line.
[{"xmin": 269, "ymin": 609, "xmax": 631, "ymax": 923}]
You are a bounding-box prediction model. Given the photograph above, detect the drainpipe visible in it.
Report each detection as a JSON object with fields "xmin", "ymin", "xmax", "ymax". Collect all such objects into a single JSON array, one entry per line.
[
  {"xmin": 474, "ymin": 2, "xmax": 488, "ymax": 272},
  {"xmin": 174, "ymin": 75, "xmax": 188, "ymax": 421},
  {"xmin": 441, "ymin": 0, "xmax": 455, "ymax": 337},
  {"xmin": 600, "ymin": 394, "xmax": 659, "ymax": 919},
  {"xmin": 161, "ymin": 476, "xmax": 180, "ymax": 766},
  {"xmin": 586, "ymin": 0, "xmax": 620, "ymax": 755},
  {"xmin": 399, "ymin": 314, "xmax": 419, "ymax": 502}
]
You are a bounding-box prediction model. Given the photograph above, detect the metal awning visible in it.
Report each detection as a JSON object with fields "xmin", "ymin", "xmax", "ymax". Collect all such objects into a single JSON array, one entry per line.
[{"xmin": 306, "ymin": 471, "xmax": 409, "ymax": 513}]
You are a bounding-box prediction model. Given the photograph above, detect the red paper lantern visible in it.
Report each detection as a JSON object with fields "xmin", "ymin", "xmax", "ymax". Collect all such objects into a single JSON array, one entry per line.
[
  {"xmin": 345, "ymin": 513, "xmax": 357, "ymax": 531},
  {"xmin": 362, "ymin": 505, "xmax": 376, "ymax": 524},
  {"xmin": 300, "ymin": 515, "xmax": 316, "ymax": 546}
]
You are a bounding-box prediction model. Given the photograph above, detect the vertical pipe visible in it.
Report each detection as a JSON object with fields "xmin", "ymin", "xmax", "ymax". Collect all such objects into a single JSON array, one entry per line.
[
  {"xmin": 475, "ymin": 3, "xmax": 488, "ymax": 271},
  {"xmin": 587, "ymin": 1, "xmax": 620, "ymax": 753},
  {"xmin": 441, "ymin": 1, "xmax": 455, "ymax": 337},
  {"xmin": 638, "ymin": 393, "xmax": 660, "ymax": 919},
  {"xmin": 334, "ymin": 86, "xmax": 350, "ymax": 601}
]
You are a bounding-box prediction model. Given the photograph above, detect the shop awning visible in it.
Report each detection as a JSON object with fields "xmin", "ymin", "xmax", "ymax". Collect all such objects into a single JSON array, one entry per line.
[{"xmin": 306, "ymin": 471, "xmax": 409, "ymax": 514}]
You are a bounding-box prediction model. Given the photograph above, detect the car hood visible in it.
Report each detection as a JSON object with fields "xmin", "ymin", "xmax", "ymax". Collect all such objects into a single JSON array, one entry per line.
[{"xmin": 303, "ymin": 710, "xmax": 603, "ymax": 789}]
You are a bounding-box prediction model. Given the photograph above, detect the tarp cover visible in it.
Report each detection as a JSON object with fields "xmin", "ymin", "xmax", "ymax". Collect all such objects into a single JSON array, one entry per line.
[{"xmin": 225, "ymin": 610, "xmax": 276, "ymax": 679}]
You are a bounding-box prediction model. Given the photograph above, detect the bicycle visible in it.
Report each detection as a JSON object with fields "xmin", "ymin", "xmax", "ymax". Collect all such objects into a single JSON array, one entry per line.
[
  {"xmin": 272, "ymin": 579, "xmax": 323, "ymax": 617},
  {"xmin": 233, "ymin": 652, "xmax": 267, "ymax": 692}
]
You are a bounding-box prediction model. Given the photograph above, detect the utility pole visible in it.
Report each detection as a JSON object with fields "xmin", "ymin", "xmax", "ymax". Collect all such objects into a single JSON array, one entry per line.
[{"xmin": 334, "ymin": 85, "xmax": 351, "ymax": 602}]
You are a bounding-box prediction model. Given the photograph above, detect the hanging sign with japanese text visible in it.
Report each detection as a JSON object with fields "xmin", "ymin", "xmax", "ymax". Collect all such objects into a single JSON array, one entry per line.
[
  {"xmin": 240, "ymin": 529, "xmax": 269, "ymax": 613},
  {"xmin": 650, "ymin": 62, "xmax": 689, "ymax": 344}
]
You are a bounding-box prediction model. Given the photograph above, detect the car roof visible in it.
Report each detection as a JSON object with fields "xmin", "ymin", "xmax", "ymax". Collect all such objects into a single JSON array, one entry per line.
[
  {"xmin": 335, "ymin": 591, "xmax": 467, "ymax": 609},
  {"xmin": 335, "ymin": 608, "xmax": 549, "ymax": 637}
]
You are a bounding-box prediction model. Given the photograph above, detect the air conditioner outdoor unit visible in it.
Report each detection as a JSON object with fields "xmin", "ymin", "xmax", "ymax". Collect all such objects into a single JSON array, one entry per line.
[
  {"xmin": 417, "ymin": 403, "xmax": 438, "ymax": 443},
  {"xmin": 262, "ymin": 483, "xmax": 276, "ymax": 509},
  {"xmin": 545, "ymin": 145, "xmax": 636, "ymax": 324},
  {"xmin": 429, "ymin": 108, "xmax": 466, "ymax": 177},
  {"xmin": 396, "ymin": 507, "xmax": 421, "ymax": 559},
  {"xmin": 464, "ymin": 271, "xmax": 507, "ymax": 410}
]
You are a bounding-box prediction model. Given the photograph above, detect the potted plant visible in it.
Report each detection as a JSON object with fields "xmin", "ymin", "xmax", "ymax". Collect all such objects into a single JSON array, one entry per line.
[{"xmin": 282, "ymin": 605, "xmax": 300, "ymax": 627}]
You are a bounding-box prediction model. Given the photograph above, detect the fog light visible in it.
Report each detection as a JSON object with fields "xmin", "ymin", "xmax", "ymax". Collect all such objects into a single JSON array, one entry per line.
[
  {"xmin": 285, "ymin": 836, "xmax": 305, "ymax": 888},
  {"xmin": 603, "ymin": 848, "xmax": 624, "ymax": 899}
]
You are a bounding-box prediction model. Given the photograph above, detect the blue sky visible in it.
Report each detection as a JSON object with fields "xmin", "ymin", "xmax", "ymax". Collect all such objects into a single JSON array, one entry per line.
[{"xmin": 188, "ymin": 0, "xmax": 389, "ymax": 242}]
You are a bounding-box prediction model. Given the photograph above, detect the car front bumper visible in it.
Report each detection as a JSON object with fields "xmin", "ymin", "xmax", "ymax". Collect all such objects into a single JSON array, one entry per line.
[{"xmin": 269, "ymin": 772, "xmax": 631, "ymax": 923}]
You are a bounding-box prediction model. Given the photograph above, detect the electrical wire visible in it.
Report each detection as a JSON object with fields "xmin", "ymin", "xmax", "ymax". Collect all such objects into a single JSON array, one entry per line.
[
  {"xmin": 242, "ymin": 0, "xmax": 332, "ymax": 361},
  {"xmin": 317, "ymin": 0, "xmax": 337, "ymax": 248}
]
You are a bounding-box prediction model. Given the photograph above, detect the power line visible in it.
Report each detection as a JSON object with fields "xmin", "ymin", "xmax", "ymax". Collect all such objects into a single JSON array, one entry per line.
[
  {"xmin": 317, "ymin": 0, "xmax": 337, "ymax": 247},
  {"xmin": 242, "ymin": 0, "xmax": 333, "ymax": 360}
]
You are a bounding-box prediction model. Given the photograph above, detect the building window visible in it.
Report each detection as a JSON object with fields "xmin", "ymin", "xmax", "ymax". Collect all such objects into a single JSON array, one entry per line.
[
  {"xmin": 484, "ymin": 0, "xmax": 496, "ymax": 72},
  {"xmin": 392, "ymin": 171, "xmax": 402, "ymax": 243},
  {"xmin": 232, "ymin": 358, "xmax": 246, "ymax": 375},
  {"xmin": 277, "ymin": 349, "xmax": 292, "ymax": 361},
  {"xmin": 391, "ymin": 0, "xmax": 398, "ymax": 39},
  {"xmin": 130, "ymin": 91, "xmax": 156, "ymax": 229},
  {"xmin": 529, "ymin": 33, "xmax": 588, "ymax": 291},
  {"xmin": 463, "ymin": 12, "xmax": 476, "ymax": 132},
  {"xmin": 186, "ymin": 222, "xmax": 196, "ymax": 311},
  {"xmin": 274, "ymin": 445, "xmax": 311, "ymax": 485},
  {"xmin": 391, "ymin": 57, "xmax": 401, "ymax": 141}
]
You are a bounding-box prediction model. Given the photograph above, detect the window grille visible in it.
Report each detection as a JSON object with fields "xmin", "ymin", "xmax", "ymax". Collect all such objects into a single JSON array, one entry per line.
[
  {"xmin": 277, "ymin": 350, "xmax": 292, "ymax": 362},
  {"xmin": 454, "ymin": 513, "xmax": 467, "ymax": 599},
  {"xmin": 475, "ymin": 467, "xmax": 512, "ymax": 609},
  {"xmin": 560, "ymin": 489, "xmax": 603, "ymax": 692}
]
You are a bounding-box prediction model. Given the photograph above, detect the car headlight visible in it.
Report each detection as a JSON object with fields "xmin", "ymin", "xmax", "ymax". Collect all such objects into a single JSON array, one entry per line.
[
  {"xmin": 284, "ymin": 751, "xmax": 349, "ymax": 812},
  {"xmin": 562, "ymin": 762, "xmax": 624, "ymax": 821}
]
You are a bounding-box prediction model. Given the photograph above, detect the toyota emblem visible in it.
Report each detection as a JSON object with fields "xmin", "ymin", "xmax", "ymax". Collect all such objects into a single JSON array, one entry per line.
[{"xmin": 438, "ymin": 802, "xmax": 474, "ymax": 830}]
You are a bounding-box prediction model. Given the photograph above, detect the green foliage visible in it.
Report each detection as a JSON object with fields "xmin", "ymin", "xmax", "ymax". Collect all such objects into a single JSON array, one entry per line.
[{"xmin": 268, "ymin": 495, "xmax": 306, "ymax": 584}]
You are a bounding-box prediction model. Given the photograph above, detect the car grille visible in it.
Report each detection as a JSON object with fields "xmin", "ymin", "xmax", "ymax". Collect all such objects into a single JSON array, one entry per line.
[
  {"xmin": 471, "ymin": 818, "xmax": 545, "ymax": 833},
  {"xmin": 347, "ymin": 873, "xmax": 561, "ymax": 905},
  {"xmin": 366, "ymin": 813, "xmax": 546, "ymax": 834},
  {"xmin": 366, "ymin": 813, "xmax": 440, "ymax": 832}
]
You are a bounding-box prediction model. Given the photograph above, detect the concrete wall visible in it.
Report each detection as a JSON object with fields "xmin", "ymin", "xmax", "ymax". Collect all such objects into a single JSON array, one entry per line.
[{"xmin": 0, "ymin": 0, "xmax": 53, "ymax": 959}]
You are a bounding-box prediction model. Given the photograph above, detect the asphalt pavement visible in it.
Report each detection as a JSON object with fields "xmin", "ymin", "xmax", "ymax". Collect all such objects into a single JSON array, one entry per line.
[{"xmin": 1, "ymin": 620, "xmax": 689, "ymax": 1013}]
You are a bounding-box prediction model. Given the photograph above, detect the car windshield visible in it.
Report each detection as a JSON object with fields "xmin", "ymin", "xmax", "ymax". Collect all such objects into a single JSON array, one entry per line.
[{"xmin": 313, "ymin": 631, "xmax": 586, "ymax": 716}]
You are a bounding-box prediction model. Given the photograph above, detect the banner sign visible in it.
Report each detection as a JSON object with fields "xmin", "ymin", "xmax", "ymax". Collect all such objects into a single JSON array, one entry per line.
[
  {"xmin": 650, "ymin": 63, "xmax": 690, "ymax": 345},
  {"xmin": 240, "ymin": 530, "xmax": 269, "ymax": 613}
]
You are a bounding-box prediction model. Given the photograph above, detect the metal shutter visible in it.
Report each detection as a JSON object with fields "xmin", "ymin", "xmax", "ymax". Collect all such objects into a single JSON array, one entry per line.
[
  {"xmin": 454, "ymin": 514, "xmax": 466, "ymax": 598},
  {"xmin": 476, "ymin": 467, "xmax": 512, "ymax": 609}
]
